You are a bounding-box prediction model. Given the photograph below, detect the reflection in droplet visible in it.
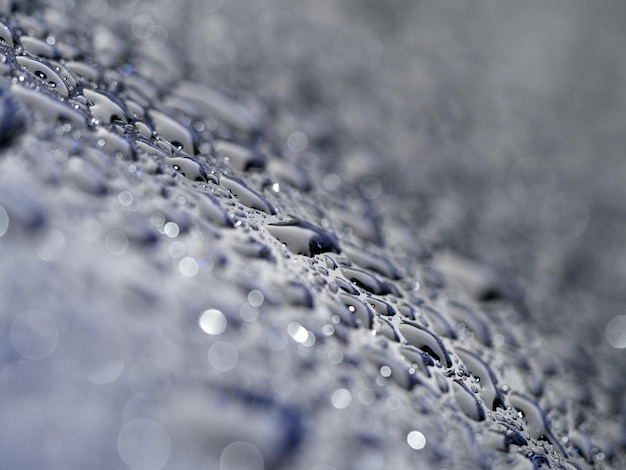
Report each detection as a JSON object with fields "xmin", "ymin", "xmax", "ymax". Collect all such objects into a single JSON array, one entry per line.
[
  {"xmin": 331, "ymin": 388, "xmax": 352, "ymax": 409},
  {"xmin": 36, "ymin": 229, "xmax": 66, "ymax": 262},
  {"xmin": 606, "ymin": 315, "xmax": 626, "ymax": 349},
  {"xmin": 117, "ymin": 419, "xmax": 171, "ymax": 470},
  {"xmin": 199, "ymin": 309, "xmax": 227, "ymax": 335},
  {"xmin": 407, "ymin": 430, "xmax": 426, "ymax": 450},
  {"xmin": 105, "ymin": 230, "xmax": 129, "ymax": 255},
  {"xmin": 220, "ymin": 441, "xmax": 264, "ymax": 470},
  {"xmin": 10, "ymin": 310, "xmax": 59, "ymax": 360},
  {"xmin": 179, "ymin": 257, "xmax": 199, "ymax": 277},
  {"xmin": 208, "ymin": 341, "xmax": 238, "ymax": 371}
]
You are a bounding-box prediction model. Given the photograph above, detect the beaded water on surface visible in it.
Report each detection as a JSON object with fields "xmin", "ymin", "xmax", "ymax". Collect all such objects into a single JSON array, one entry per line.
[{"xmin": 0, "ymin": 1, "xmax": 624, "ymax": 470}]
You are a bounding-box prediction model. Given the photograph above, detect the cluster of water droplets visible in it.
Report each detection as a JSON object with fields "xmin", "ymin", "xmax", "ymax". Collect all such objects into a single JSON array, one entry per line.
[{"xmin": 0, "ymin": 2, "xmax": 623, "ymax": 469}]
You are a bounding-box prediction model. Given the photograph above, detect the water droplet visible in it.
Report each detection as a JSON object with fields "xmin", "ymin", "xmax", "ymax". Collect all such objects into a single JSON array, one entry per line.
[
  {"xmin": 220, "ymin": 175, "xmax": 275, "ymax": 214},
  {"xmin": 267, "ymin": 219, "xmax": 340, "ymax": 257},
  {"xmin": 215, "ymin": 140, "xmax": 266, "ymax": 172},
  {"xmin": 248, "ymin": 289, "xmax": 264, "ymax": 307},
  {"xmin": 287, "ymin": 131, "xmax": 308, "ymax": 153},
  {"xmin": 199, "ymin": 309, "xmax": 227, "ymax": 335},
  {"xmin": 208, "ymin": 341, "xmax": 238, "ymax": 371},
  {"xmin": 398, "ymin": 321, "xmax": 451, "ymax": 367},
  {"xmin": 10, "ymin": 310, "xmax": 59, "ymax": 360},
  {"xmin": 331, "ymin": 388, "xmax": 352, "ymax": 409},
  {"xmin": 507, "ymin": 158, "xmax": 555, "ymax": 206},
  {"xmin": 220, "ymin": 441, "xmax": 264, "ymax": 470},
  {"xmin": 605, "ymin": 315, "xmax": 626, "ymax": 349},
  {"xmin": 11, "ymin": 83, "xmax": 86, "ymax": 126},
  {"xmin": 322, "ymin": 173, "xmax": 341, "ymax": 191},
  {"xmin": 105, "ymin": 230, "xmax": 129, "ymax": 255},
  {"xmin": 83, "ymin": 88, "xmax": 131, "ymax": 123},
  {"xmin": 149, "ymin": 109, "xmax": 197, "ymax": 154},
  {"xmin": 407, "ymin": 431, "xmax": 426, "ymax": 450},
  {"xmin": 117, "ymin": 419, "xmax": 171, "ymax": 470},
  {"xmin": 36, "ymin": 229, "xmax": 66, "ymax": 262},
  {"xmin": 452, "ymin": 380, "xmax": 485, "ymax": 421},
  {"xmin": 455, "ymin": 347, "xmax": 505, "ymax": 410},
  {"xmin": 175, "ymin": 82, "xmax": 262, "ymax": 134},
  {"xmin": 179, "ymin": 257, "xmax": 199, "ymax": 277},
  {"xmin": 16, "ymin": 56, "xmax": 68, "ymax": 96},
  {"xmin": 0, "ymin": 205, "xmax": 8, "ymax": 237},
  {"xmin": 127, "ymin": 359, "xmax": 171, "ymax": 400}
]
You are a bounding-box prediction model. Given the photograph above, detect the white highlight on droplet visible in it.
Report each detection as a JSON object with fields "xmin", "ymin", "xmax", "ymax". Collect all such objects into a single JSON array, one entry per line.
[
  {"xmin": 331, "ymin": 388, "xmax": 352, "ymax": 409},
  {"xmin": 10, "ymin": 310, "xmax": 59, "ymax": 360},
  {"xmin": 287, "ymin": 322, "xmax": 309, "ymax": 344},
  {"xmin": 117, "ymin": 419, "xmax": 171, "ymax": 470},
  {"xmin": 199, "ymin": 309, "xmax": 227, "ymax": 335},
  {"xmin": 407, "ymin": 430, "xmax": 426, "ymax": 450},
  {"xmin": 606, "ymin": 315, "xmax": 626, "ymax": 349}
]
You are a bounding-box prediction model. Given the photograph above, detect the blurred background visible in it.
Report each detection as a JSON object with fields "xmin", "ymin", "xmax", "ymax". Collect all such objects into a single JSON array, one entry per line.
[{"xmin": 80, "ymin": 0, "xmax": 626, "ymax": 366}]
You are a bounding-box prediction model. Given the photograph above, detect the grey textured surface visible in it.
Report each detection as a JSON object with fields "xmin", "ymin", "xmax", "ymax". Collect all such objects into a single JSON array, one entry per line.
[{"xmin": 1, "ymin": 1, "xmax": 625, "ymax": 469}]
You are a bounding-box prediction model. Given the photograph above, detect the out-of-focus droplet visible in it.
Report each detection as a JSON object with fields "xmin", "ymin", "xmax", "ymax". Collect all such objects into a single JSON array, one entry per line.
[
  {"xmin": 606, "ymin": 315, "xmax": 626, "ymax": 349},
  {"xmin": 507, "ymin": 158, "xmax": 555, "ymax": 206},
  {"xmin": 199, "ymin": 309, "xmax": 227, "ymax": 335},
  {"xmin": 208, "ymin": 342, "xmax": 238, "ymax": 371},
  {"xmin": 287, "ymin": 131, "xmax": 308, "ymax": 153},
  {"xmin": 220, "ymin": 441, "xmax": 264, "ymax": 470},
  {"xmin": 10, "ymin": 310, "xmax": 59, "ymax": 360},
  {"xmin": 117, "ymin": 419, "xmax": 171, "ymax": 470},
  {"xmin": 407, "ymin": 430, "xmax": 426, "ymax": 450},
  {"xmin": 331, "ymin": 388, "xmax": 351, "ymax": 409}
]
